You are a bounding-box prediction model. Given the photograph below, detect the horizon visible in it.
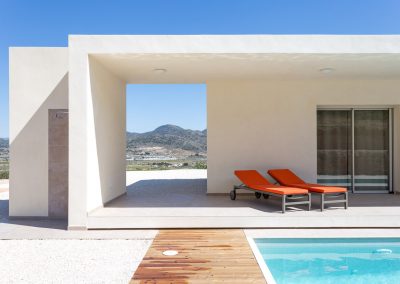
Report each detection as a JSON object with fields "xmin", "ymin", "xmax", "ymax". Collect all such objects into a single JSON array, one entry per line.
[
  {"xmin": 126, "ymin": 83, "xmax": 206, "ymax": 133},
  {"xmin": 2, "ymin": 0, "xmax": 400, "ymax": 137},
  {"xmin": 0, "ymin": 123, "xmax": 208, "ymax": 139},
  {"xmin": 127, "ymin": 124, "xmax": 207, "ymax": 134}
]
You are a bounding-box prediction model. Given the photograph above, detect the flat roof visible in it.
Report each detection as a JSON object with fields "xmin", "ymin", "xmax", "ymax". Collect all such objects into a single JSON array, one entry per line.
[{"xmin": 69, "ymin": 35, "xmax": 400, "ymax": 54}]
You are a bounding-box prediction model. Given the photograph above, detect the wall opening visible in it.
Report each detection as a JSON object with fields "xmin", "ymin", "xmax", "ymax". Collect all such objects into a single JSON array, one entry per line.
[{"xmin": 123, "ymin": 84, "xmax": 207, "ymax": 207}]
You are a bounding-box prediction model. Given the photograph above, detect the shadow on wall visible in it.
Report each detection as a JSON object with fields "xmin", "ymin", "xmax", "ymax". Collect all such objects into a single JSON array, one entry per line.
[
  {"xmin": 9, "ymin": 73, "xmax": 68, "ymax": 217},
  {"xmin": 89, "ymin": 58, "xmax": 126, "ymax": 209}
]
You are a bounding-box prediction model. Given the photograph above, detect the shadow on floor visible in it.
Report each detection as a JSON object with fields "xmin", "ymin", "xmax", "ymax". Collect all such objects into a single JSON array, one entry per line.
[
  {"xmin": 0, "ymin": 199, "xmax": 67, "ymax": 230},
  {"xmin": 107, "ymin": 179, "xmax": 400, "ymax": 212}
]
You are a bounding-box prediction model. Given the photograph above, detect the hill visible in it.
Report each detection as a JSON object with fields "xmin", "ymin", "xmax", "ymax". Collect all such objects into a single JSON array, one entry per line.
[
  {"xmin": 0, "ymin": 138, "xmax": 8, "ymax": 148},
  {"xmin": 127, "ymin": 124, "xmax": 207, "ymax": 153}
]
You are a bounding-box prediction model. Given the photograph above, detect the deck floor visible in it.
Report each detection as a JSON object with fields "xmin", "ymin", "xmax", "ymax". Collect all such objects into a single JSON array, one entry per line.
[{"xmin": 131, "ymin": 229, "xmax": 265, "ymax": 283}]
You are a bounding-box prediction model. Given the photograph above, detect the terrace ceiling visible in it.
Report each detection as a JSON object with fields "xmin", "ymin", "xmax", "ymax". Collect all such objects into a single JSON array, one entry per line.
[{"xmin": 91, "ymin": 53, "xmax": 400, "ymax": 84}]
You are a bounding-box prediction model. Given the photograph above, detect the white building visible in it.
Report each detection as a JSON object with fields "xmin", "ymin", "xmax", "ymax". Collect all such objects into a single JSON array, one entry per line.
[{"xmin": 9, "ymin": 35, "xmax": 400, "ymax": 229}]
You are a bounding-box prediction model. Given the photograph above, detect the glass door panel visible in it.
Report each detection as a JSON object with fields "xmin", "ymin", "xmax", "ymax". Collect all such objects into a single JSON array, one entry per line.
[
  {"xmin": 354, "ymin": 110, "xmax": 390, "ymax": 192},
  {"xmin": 317, "ymin": 110, "xmax": 352, "ymax": 189}
]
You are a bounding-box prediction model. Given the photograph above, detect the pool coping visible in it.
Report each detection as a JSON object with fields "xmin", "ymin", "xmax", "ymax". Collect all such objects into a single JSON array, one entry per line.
[{"xmin": 246, "ymin": 235, "xmax": 277, "ymax": 284}]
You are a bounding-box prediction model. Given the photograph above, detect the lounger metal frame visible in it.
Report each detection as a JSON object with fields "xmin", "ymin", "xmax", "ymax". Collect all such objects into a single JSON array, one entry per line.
[
  {"xmin": 314, "ymin": 191, "xmax": 348, "ymax": 211},
  {"xmin": 231, "ymin": 184, "xmax": 311, "ymax": 213}
]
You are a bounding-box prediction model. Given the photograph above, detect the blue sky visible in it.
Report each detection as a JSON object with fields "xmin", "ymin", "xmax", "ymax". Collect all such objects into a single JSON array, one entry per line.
[
  {"xmin": 127, "ymin": 84, "xmax": 206, "ymax": 133},
  {"xmin": 1, "ymin": 0, "xmax": 400, "ymax": 136}
]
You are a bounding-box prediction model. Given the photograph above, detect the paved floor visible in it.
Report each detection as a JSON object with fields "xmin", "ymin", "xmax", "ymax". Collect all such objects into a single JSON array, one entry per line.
[
  {"xmin": 91, "ymin": 171, "xmax": 400, "ymax": 228},
  {"xmin": 0, "ymin": 180, "xmax": 158, "ymax": 239}
]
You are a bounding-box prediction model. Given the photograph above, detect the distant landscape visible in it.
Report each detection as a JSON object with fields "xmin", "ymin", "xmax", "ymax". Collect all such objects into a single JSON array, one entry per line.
[
  {"xmin": 126, "ymin": 124, "xmax": 207, "ymax": 171},
  {"xmin": 0, "ymin": 138, "xmax": 8, "ymax": 179},
  {"xmin": 0, "ymin": 125, "xmax": 207, "ymax": 178}
]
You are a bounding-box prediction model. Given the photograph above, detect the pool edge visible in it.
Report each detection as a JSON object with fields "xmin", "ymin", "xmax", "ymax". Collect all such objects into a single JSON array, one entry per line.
[{"xmin": 246, "ymin": 235, "xmax": 277, "ymax": 284}]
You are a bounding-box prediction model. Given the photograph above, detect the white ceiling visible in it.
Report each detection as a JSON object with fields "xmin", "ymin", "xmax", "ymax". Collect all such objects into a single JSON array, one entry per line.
[{"xmin": 91, "ymin": 53, "xmax": 400, "ymax": 84}]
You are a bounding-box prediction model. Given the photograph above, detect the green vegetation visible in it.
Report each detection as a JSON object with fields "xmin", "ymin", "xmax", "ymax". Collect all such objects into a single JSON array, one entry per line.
[
  {"xmin": 194, "ymin": 161, "xmax": 207, "ymax": 169},
  {"xmin": 126, "ymin": 159, "xmax": 207, "ymax": 171},
  {"xmin": 0, "ymin": 171, "xmax": 8, "ymax": 179},
  {"xmin": 0, "ymin": 161, "xmax": 9, "ymax": 179}
]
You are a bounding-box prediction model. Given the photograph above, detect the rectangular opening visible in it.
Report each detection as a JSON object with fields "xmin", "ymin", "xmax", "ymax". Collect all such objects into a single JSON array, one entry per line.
[{"xmin": 121, "ymin": 83, "xmax": 209, "ymax": 208}]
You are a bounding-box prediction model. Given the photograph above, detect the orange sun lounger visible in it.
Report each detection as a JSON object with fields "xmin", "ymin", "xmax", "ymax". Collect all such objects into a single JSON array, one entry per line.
[
  {"xmin": 233, "ymin": 170, "xmax": 311, "ymax": 213},
  {"xmin": 267, "ymin": 169, "xmax": 348, "ymax": 211}
]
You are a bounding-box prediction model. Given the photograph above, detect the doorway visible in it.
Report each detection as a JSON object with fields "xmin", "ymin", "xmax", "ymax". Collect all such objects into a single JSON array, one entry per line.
[
  {"xmin": 317, "ymin": 108, "xmax": 392, "ymax": 193},
  {"xmin": 48, "ymin": 109, "xmax": 69, "ymax": 218}
]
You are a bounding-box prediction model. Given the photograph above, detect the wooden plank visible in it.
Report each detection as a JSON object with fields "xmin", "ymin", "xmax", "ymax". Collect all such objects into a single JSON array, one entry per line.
[{"xmin": 131, "ymin": 229, "xmax": 266, "ymax": 283}]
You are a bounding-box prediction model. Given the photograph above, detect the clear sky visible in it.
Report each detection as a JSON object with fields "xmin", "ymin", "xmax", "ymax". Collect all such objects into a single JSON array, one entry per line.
[
  {"xmin": 1, "ymin": 0, "xmax": 400, "ymax": 136},
  {"xmin": 127, "ymin": 84, "xmax": 206, "ymax": 133}
]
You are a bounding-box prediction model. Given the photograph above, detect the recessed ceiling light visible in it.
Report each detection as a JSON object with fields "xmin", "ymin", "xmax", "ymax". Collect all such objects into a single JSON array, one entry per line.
[
  {"xmin": 162, "ymin": 250, "xmax": 178, "ymax": 256},
  {"xmin": 319, "ymin": 67, "xmax": 335, "ymax": 74},
  {"xmin": 153, "ymin": 68, "xmax": 167, "ymax": 74}
]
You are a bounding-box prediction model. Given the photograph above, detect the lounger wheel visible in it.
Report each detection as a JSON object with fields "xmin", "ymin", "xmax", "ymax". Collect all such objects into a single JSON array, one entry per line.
[
  {"xmin": 263, "ymin": 194, "xmax": 269, "ymax": 199},
  {"xmin": 255, "ymin": 192, "xmax": 262, "ymax": 199},
  {"xmin": 230, "ymin": 190, "xmax": 236, "ymax": 200}
]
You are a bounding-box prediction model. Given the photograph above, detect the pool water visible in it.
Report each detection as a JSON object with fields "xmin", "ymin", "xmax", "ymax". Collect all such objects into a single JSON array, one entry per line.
[{"xmin": 255, "ymin": 238, "xmax": 400, "ymax": 284}]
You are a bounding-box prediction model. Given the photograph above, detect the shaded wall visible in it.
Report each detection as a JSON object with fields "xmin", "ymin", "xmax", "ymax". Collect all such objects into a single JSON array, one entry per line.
[
  {"xmin": 86, "ymin": 57, "xmax": 126, "ymax": 212},
  {"xmin": 9, "ymin": 48, "xmax": 68, "ymax": 216},
  {"xmin": 207, "ymin": 79, "xmax": 400, "ymax": 194}
]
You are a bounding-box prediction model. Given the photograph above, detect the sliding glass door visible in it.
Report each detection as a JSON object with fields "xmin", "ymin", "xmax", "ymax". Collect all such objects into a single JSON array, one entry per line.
[
  {"xmin": 317, "ymin": 109, "xmax": 392, "ymax": 193},
  {"xmin": 317, "ymin": 110, "xmax": 352, "ymax": 189},
  {"xmin": 353, "ymin": 110, "xmax": 391, "ymax": 192}
]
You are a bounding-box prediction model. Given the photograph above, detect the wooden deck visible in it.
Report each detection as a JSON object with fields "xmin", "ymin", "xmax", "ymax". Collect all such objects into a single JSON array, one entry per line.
[{"xmin": 131, "ymin": 229, "xmax": 266, "ymax": 283}]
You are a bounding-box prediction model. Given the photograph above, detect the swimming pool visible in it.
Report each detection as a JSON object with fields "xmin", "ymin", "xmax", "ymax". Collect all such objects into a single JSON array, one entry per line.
[{"xmin": 254, "ymin": 238, "xmax": 400, "ymax": 284}]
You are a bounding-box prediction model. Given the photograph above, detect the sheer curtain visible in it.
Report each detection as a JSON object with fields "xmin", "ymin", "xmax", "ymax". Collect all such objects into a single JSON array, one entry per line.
[
  {"xmin": 354, "ymin": 110, "xmax": 389, "ymax": 192},
  {"xmin": 317, "ymin": 109, "xmax": 390, "ymax": 192},
  {"xmin": 317, "ymin": 110, "xmax": 352, "ymax": 189}
]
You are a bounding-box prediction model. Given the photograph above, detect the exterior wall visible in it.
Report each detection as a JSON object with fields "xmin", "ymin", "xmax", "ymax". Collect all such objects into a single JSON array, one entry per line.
[
  {"xmin": 69, "ymin": 54, "xmax": 126, "ymax": 229},
  {"xmin": 207, "ymin": 79, "xmax": 400, "ymax": 194},
  {"xmin": 86, "ymin": 57, "xmax": 126, "ymax": 212},
  {"xmin": 9, "ymin": 48, "xmax": 68, "ymax": 216}
]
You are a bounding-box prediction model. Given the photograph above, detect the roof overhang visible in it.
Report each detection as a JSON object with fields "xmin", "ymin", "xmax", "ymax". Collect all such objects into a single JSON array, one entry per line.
[{"xmin": 69, "ymin": 35, "xmax": 400, "ymax": 83}]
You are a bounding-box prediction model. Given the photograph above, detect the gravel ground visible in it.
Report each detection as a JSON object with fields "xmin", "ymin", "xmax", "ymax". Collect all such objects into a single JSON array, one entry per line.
[
  {"xmin": 0, "ymin": 178, "xmax": 154, "ymax": 283},
  {"xmin": 0, "ymin": 239, "xmax": 152, "ymax": 284}
]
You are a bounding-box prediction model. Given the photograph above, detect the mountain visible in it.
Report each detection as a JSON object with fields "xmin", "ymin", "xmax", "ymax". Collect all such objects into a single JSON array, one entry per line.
[
  {"xmin": 0, "ymin": 138, "xmax": 8, "ymax": 148},
  {"xmin": 127, "ymin": 124, "xmax": 207, "ymax": 153},
  {"xmin": 0, "ymin": 125, "xmax": 207, "ymax": 154}
]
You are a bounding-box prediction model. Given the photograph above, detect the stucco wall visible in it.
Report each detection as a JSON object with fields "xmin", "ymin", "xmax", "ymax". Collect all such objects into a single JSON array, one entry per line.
[
  {"xmin": 86, "ymin": 57, "xmax": 126, "ymax": 212},
  {"xmin": 207, "ymin": 79, "xmax": 400, "ymax": 194},
  {"xmin": 9, "ymin": 48, "xmax": 68, "ymax": 216}
]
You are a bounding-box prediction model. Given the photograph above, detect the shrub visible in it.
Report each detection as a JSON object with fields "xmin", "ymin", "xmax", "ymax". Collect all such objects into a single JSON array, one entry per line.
[
  {"xmin": 0, "ymin": 171, "xmax": 9, "ymax": 179},
  {"xmin": 194, "ymin": 162, "xmax": 207, "ymax": 169}
]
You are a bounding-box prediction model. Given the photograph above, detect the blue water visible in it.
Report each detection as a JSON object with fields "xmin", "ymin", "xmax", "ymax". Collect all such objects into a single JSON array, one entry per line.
[{"xmin": 255, "ymin": 238, "xmax": 400, "ymax": 284}]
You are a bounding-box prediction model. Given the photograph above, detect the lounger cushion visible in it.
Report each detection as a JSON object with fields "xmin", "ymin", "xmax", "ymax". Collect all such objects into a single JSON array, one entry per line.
[
  {"xmin": 235, "ymin": 170, "xmax": 308, "ymax": 195},
  {"xmin": 268, "ymin": 169, "xmax": 305, "ymax": 185},
  {"xmin": 289, "ymin": 183, "xmax": 347, "ymax": 193},
  {"xmin": 250, "ymin": 185, "xmax": 309, "ymax": 195},
  {"xmin": 268, "ymin": 169, "xmax": 347, "ymax": 193}
]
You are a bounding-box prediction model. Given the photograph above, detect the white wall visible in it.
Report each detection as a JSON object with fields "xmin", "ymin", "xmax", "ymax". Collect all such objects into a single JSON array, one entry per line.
[
  {"xmin": 207, "ymin": 79, "xmax": 400, "ymax": 194},
  {"xmin": 9, "ymin": 48, "xmax": 68, "ymax": 216},
  {"xmin": 86, "ymin": 57, "xmax": 126, "ymax": 212}
]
